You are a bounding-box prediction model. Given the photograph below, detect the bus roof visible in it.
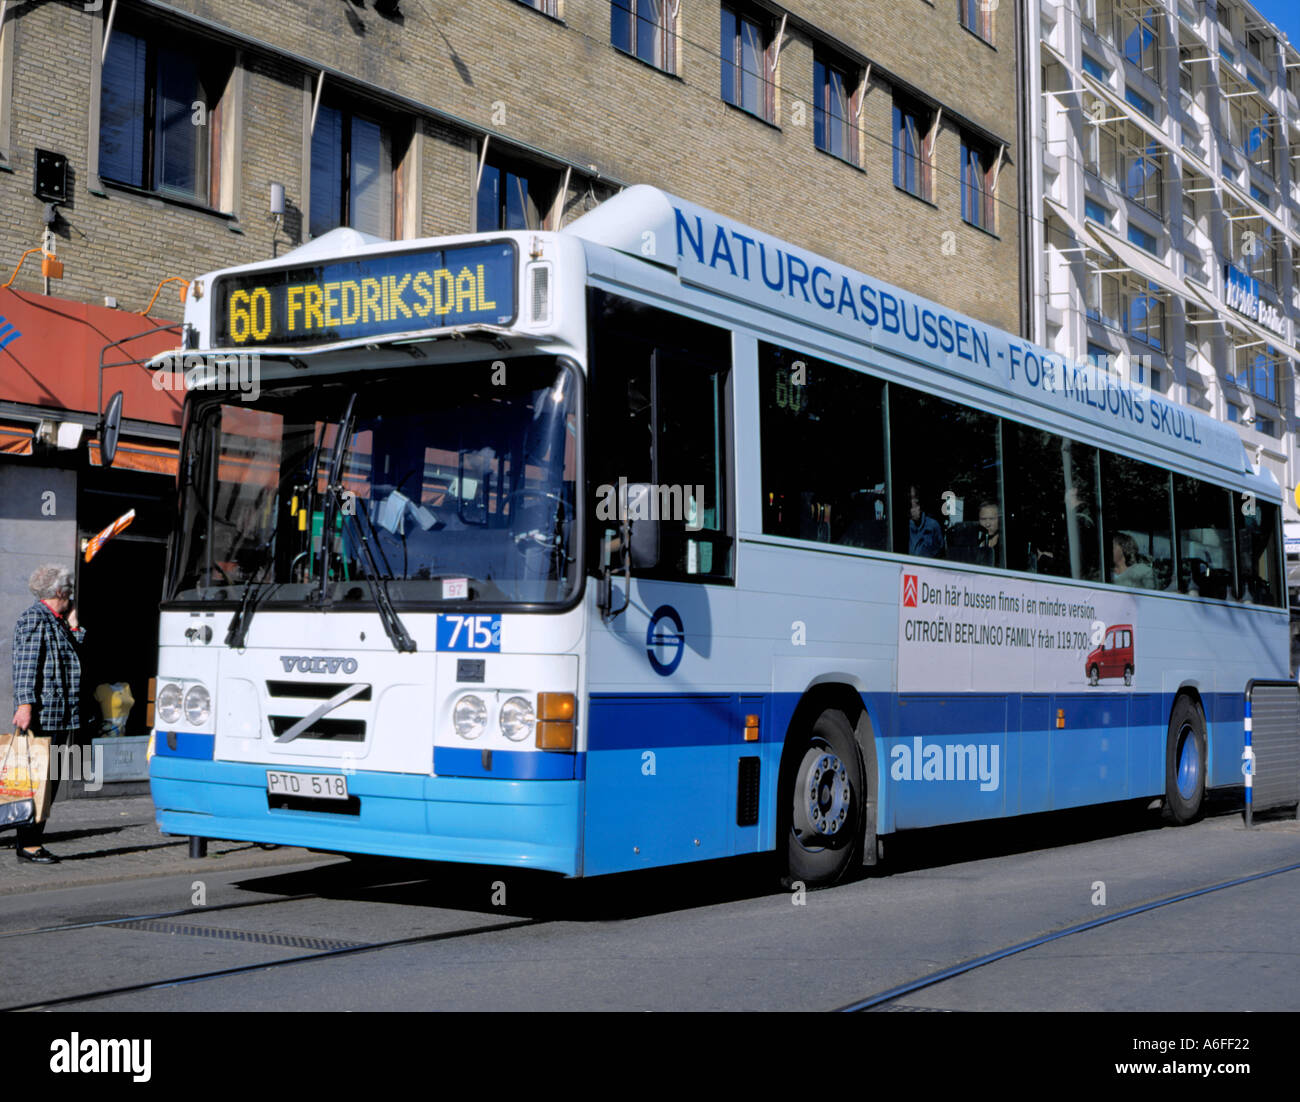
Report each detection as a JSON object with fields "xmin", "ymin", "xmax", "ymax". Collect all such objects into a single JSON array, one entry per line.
[{"xmin": 568, "ymin": 186, "xmax": 1260, "ymax": 486}]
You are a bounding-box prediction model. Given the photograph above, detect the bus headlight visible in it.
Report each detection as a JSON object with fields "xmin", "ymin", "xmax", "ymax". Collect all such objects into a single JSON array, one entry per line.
[
  {"xmin": 500, "ymin": 696, "xmax": 535, "ymax": 741},
  {"xmin": 184, "ymin": 684, "xmax": 212, "ymax": 726},
  {"xmin": 453, "ymin": 694, "xmax": 488, "ymax": 739},
  {"xmin": 156, "ymin": 682, "xmax": 184, "ymax": 726}
]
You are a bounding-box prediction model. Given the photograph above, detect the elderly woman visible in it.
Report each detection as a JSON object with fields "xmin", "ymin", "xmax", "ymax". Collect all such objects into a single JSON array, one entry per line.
[{"xmin": 10, "ymin": 564, "xmax": 85, "ymax": 864}]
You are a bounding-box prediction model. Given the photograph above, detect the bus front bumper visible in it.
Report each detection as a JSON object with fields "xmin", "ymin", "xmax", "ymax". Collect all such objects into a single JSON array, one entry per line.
[{"xmin": 150, "ymin": 756, "xmax": 582, "ymax": 876}]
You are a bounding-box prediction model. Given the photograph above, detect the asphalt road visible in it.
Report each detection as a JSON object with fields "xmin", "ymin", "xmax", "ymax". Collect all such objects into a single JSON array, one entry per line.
[{"xmin": 3, "ymin": 795, "xmax": 1298, "ymax": 1012}]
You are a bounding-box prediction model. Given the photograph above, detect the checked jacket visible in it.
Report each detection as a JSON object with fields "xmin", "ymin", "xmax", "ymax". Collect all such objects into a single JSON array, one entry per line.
[{"xmin": 12, "ymin": 600, "xmax": 86, "ymax": 732}]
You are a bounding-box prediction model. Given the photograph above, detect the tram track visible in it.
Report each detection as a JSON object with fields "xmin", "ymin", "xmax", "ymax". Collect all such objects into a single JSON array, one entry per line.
[
  {"xmin": 2, "ymin": 914, "xmax": 547, "ymax": 1011},
  {"xmin": 0, "ymin": 891, "xmax": 323, "ymax": 942},
  {"xmin": 836, "ymin": 858, "xmax": 1300, "ymax": 1012}
]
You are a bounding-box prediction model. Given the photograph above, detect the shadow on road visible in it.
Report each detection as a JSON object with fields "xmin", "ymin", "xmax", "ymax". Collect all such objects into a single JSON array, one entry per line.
[{"xmin": 222, "ymin": 789, "xmax": 1249, "ymax": 921}]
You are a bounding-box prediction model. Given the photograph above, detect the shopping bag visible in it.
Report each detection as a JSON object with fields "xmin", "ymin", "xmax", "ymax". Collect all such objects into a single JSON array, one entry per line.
[{"xmin": 0, "ymin": 731, "xmax": 52, "ymax": 832}]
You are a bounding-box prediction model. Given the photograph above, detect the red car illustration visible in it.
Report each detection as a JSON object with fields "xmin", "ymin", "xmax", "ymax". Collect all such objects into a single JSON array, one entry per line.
[{"xmin": 1086, "ymin": 624, "xmax": 1134, "ymax": 686}]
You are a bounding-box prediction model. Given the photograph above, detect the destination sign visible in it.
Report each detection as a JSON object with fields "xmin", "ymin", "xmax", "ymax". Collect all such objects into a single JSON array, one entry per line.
[{"xmin": 212, "ymin": 241, "xmax": 517, "ymax": 348}]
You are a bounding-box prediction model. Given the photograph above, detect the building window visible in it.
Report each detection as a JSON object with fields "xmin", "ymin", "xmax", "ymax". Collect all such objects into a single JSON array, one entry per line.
[
  {"xmin": 1234, "ymin": 344, "xmax": 1278, "ymax": 402},
  {"xmin": 961, "ymin": 134, "xmax": 998, "ymax": 232},
  {"xmin": 720, "ymin": 5, "xmax": 773, "ymax": 121},
  {"xmin": 518, "ymin": 0, "xmax": 560, "ymax": 14},
  {"xmin": 1121, "ymin": 6, "xmax": 1159, "ymax": 80},
  {"xmin": 959, "ymin": 0, "xmax": 995, "ymax": 44},
  {"xmin": 1179, "ymin": 49, "xmax": 1196, "ymax": 101},
  {"xmin": 1082, "ymin": 53, "xmax": 1110, "ymax": 81},
  {"xmin": 1126, "ymin": 282, "xmax": 1164, "ymax": 348},
  {"xmin": 1086, "ymin": 263, "xmax": 1122, "ymax": 329},
  {"xmin": 1086, "ymin": 342, "xmax": 1114, "ymax": 370},
  {"xmin": 476, "ymin": 154, "xmax": 556, "ymax": 232},
  {"xmin": 99, "ymin": 25, "xmax": 228, "ymax": 203},
  {"xmin": 1084, "ymin": 98, "xmax": 1119, "ymax": 184},
  {"xmin": 1127, "ymin": 223, "xmax": 1158, "ymax": 254},
  {"xmin": 1255, "ymin": 414, "xmax": 1275, "ymax": 436},
  {"xmin": 1084, "ymin": 197, "xmax": 1111, "ymax": 225},
  {"xmin": 311, "ymin": 103, "xmax": 393, "ymax": 238},
  {"xmin": 612, "ymin": 0, "xmax": 675, "ymax": 73},
  {"xmin": 893, "ymin": 95, "xmax": 935, "ymax": 201},
  {"xmin": 1226, "ymin": 401, "xmax": 1241, "ymax": 422},
  {"xmin": 1125, "ymin": 87, "xmax": 1156, "ymax": 118},
  {"xmin": 1124, "ymin": 136, "xmax": 1162, "ymax": 214},
  {"xmin": 813, "ymin": 54, "xmax": 858, "ymax": 164}
]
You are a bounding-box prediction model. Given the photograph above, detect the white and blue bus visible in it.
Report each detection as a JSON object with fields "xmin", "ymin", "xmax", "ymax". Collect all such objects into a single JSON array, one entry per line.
[{"xmin": 145, "ymin": 186, "xmax": 1287, "ymax": 885}]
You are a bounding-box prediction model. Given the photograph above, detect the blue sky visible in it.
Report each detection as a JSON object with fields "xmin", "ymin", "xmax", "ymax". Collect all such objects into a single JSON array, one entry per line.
[{"xmin": 1249, "ymin": 0, "xmax": 1300, "ymax": 52}]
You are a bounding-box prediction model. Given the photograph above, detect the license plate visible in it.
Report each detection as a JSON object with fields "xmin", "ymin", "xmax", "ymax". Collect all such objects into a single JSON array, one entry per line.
[{"xmin": 266, "ymin": 771, "xmax": 348, "ymax": 800}]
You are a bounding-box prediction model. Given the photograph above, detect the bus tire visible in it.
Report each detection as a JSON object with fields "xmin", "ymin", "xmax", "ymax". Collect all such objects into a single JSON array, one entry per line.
[
  {"xmin": 779, "ymin": 707, "xmax": 863, "ymax": 888},
  {"xmin": 1164, "ymin": 696, "xmax": 1206, "ymax": 824}
]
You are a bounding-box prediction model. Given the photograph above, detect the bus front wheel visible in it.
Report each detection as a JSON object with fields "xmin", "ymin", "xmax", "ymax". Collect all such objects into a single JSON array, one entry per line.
[
  {"xmin": 779, "ymin": 708, "xmax": 864, "ymax": 888},
  {"xmin": 1164, "ymin": 696, "xmax": 1206, "ymax": 824}
]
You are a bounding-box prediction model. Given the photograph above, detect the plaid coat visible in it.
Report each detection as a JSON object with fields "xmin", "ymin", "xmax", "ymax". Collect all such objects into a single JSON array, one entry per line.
[{"xmin": 12, "ymin": 601, "xmax": 85, "ymax": 732}]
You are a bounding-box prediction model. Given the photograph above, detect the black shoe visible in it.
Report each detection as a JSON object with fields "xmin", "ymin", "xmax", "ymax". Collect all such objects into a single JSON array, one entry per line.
[{"xmin": 16, "ymin": 846, "xmax": 59, "ymax": 864}]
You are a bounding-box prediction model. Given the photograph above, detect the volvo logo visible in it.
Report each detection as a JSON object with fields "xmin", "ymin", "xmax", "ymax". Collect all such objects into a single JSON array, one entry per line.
[{"xmin": 280, "ymin": 655, "xmax": 359, "ymax": 675}]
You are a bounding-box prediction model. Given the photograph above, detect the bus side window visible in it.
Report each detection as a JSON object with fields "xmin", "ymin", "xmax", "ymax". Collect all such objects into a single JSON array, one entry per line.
[
  {"xmin": 757, "ymin": 344, "xmax": 887, "ymax": 551},
  {"xmin": 587, "ymin": 289, "xmax": 734, "ymax": 583},
  {"xmin": 1101, "ymin": 452, "xmax": 1172, "ymax": 590},
  {"xmin": 1174, "ymin": 475, "xmax": 1232, "ymax": 599},
  {"xmin": 1236, "ymin": 498, "xmax": 1283, "ymax": 607},
  {"xmin": 1003, "ymin": 425, "xmax": 1102, "ymax": 581},
  {"xmin": 889, "ymin": 385, "xmax": 1000, "ymax": 565}
]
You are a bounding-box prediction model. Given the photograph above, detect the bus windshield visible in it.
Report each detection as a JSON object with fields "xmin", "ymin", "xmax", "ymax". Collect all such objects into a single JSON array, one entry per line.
[{"xmin": 169, "ymin": 356, "xmax": 581, "ymax": 608}]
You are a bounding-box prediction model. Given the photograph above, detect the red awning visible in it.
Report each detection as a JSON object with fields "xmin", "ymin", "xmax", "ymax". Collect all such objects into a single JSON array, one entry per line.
[{"xmin": 0, "ymin": 287, "xmax": 183, "ymax": 424}]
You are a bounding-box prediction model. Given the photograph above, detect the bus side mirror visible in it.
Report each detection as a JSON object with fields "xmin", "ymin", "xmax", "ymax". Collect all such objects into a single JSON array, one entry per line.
[
  {"xmin": 100, "ymin": 391, "xmax": 124, "ymax": 469},
  {"xmin": 626, "ymin": 483, "xmax": 660, "ymax": 569}
]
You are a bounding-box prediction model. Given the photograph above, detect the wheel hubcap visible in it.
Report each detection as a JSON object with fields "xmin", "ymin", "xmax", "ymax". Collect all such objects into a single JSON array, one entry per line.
[
  {"xmin": 1176, "ymin": 724, "xmax": 1200, "ymax": 800},
  {"xmin": 793, "ymin": 747, "xmax": 851, "ymax": 842}
]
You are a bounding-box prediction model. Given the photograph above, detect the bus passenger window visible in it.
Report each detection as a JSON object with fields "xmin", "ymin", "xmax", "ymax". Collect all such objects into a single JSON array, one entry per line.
[
  {"xmin": 1003, "ymin": 426, "xmax": 1102, "ymax": 581},
  {"xmin": 1101, "ymin": 452, "xmax": 1172, "ymax": 589},
  {"xmin": 1174, "ymin": 476, "xmax": 1232, "ymax": 599},
  {"xmin": 758, "ymin": 344, "xmax": 887, "ymax": 551},
  {"xmin": 1236, "ymin": 498, "xmax": 1283, "ymax": 607},
  {"xmin": 889, "ymin": 386, "xmax": 1001, "ymax": 566}
]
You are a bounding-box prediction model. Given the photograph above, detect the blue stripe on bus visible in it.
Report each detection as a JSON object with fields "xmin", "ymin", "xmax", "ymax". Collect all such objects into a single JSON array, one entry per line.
[
  {"xmin": 153, "ymin": 731, "xmax": 215, "ymax": 760},
  {"xmin": 150, "ymin": 756, "xmax": 583, "ymax": 874},
  {"xmin": 433, "ymin": 746, "xmax": 581, "ymax": 780}
]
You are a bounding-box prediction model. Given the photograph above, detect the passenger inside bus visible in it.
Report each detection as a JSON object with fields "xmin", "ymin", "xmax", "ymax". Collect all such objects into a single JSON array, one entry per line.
[
  {"xmin": 1111, "ymin": 533, "xmax": 1155, "ymax": 588},
  {"xmin": 907, "ymin": 484, "xmax": 945, "ymax": 558}
]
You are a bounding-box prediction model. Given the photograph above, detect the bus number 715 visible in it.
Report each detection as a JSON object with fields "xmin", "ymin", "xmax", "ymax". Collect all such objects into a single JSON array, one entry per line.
[{"xmin": 439, "ymin": 614, "xmax": 502, "ymax": 652}]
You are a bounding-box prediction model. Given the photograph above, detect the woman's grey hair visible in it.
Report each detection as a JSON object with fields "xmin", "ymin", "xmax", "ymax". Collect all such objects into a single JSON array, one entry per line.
[{"xmin": 28, "ymin": 564, "xmax": 74, "ymax": 600}]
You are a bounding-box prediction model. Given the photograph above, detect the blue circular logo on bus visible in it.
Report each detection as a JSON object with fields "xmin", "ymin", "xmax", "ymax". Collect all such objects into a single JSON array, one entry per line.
[{"xmin": 646, "ymin": 605, "xmax": 685, "ymax": 676}]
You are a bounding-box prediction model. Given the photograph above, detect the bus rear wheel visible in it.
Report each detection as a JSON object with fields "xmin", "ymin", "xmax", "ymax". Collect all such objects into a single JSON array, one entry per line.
[
  {"xmin": 1164, "ymin": 696, "xmax": 1206, "ymax": 824},
  {"xmin": 779, "ymin": 708, "xmax": 864, "ymax": 888}
]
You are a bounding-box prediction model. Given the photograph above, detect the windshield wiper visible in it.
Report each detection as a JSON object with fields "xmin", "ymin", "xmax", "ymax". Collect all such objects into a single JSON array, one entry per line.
[
  {"xmin": 328, "ymin": 480, "xmax": 417, "ymax": 652},
  {"xmin": 317, "ymin": 393, "xmax": 358, "ymax": 606},
  {"xmin": 224, "ymin": 548, "xmax": 276, "ymax": 648},
  {"xmin": 316, "ymin": 393, "xmax": 416, "ymax": 653}
]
